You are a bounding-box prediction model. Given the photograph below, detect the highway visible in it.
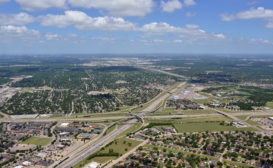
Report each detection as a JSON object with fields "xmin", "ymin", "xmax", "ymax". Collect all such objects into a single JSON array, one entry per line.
[
  {"xmin": 55, "ymin": 82, "xmax": 186, "ymax": 168},
  {"xmin": 54, "ymin": 119, "xmax": 137, "ymax": 168}
]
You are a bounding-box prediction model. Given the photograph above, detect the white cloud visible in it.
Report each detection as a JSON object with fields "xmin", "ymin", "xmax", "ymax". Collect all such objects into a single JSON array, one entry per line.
[
  {"xmin": 141, "ymin": 22, "xmax": 179, "ymax": 34},
  {"xmin": 0, "ymin": 13, "xmax": 34, "ymax": 25},
  {"xmin": 91, "ymin": 37, "xmax": 115, "ymax": 41},
  {"xmin": 153, "ymin": 39, "xmax": 164, "ymax": 43},
  {"xmin": 266, "ymin": 20, "xmax": 273, "ymax": 28},
  {"xmin": 184, "ymin": 0, "xmax": 196, "ymax": 7},
  {"xmin": 186, "ymin": 12, "xmax": 196, "ymax": 18},
  {"xmin": 214, "ymin": 33, "xmax": 226, "ymax": 39},
  {"xmin": 248, "ymin": 1, "xmax": 258, "ymax": 5},
  {"xmin": 15, "ymin": 0, "xmax": 67, "ymax": 11},
  {"xmin": 140, "ymin": 22, "xmax": 226, "ymax": 41},
  {"xmin": 45, "ymin": 33, "xmax": 61, "ymax": 40},
  {"xmin": 0, "ymin": 25, "xmax": 40, "ymax": 40},
  {"xmin": 161, "ymin": 0, "xmax": 182, "ymax": 13},
  {"xmin": 186, "ymin": 24, "xmax": 199, "ymax": 29},
  {"xmin": 221, "ymin": 7, "xmax": 273, "ymax": 28},
  {"xmin": 0, "ymin": 0, "xmax": 9, "ymax": 5},
  {"xmin": 38, "ymin": 11, "xmax": 136, "ymax": 31},
  {"xmin": 68, "ymin": 0, "xmax": 154, "ymax": 17},
  {"xmin": 173, "ymin": 39, "xmax": 182, "ymax": 43},
  {"xmin": 250, "ymin": 38, "xmax": 273, "ymax": 45}
]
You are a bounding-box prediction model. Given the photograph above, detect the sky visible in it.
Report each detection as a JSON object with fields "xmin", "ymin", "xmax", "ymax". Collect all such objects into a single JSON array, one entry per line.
[{"xmin": 0, "ymin": 0, "xmax": 273, "ymax": 54}]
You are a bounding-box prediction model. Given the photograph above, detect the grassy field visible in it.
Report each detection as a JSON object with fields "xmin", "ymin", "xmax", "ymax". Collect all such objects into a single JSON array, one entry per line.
[
  {"xmin": 100, "ymin": 137, "xmax": 141, "ymax": 154},
  {"xmin": 266, "ymin": 102, "xmax": 273, "ymax": 108},
  {"xmin": 246, "ymin": 120, "xmax": 259, "ymax": 126},
  {"xmin": 117, "ymin": 122, "xmax": 142, "ymax": 138},
  {"xmin": 21, "ymin": 136, "xmax": 52, "ymax": 146},
  {"xmin": 173, "ymin": 122, "xmax": 256, "ymax": 133},
  {"xmin": 71, "ymin": 112, "xmax": 129, "ymax": 118},
  {"xmin": 104, "ymin": 124, "xmax": 117, "ymax": 136},
  {"xmin": 92, "ymin": 156, "xmax": 116, "ymax": 164},
  {"xmin": 74, "ymin": 137, "xmax": 141, "ymax": 168},
  {"xmin": 145, "ymin": 116, "xmax": 256, "ymax": 133},
  {"xmin": 237, "ymin": 115, "xmax": 248, "ymax": 120},
  {"xmin": 145, "ymin": 116, "xmax": 231, "ymax": 125},
  {"xmin": 152, "ymin": 108, "xmax": 217, "ymax": 116}
]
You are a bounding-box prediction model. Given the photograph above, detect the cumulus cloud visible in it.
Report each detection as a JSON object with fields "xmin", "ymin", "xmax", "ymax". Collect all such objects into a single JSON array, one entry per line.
[
  {"xmin": 161, "ymin": 0, "xmax": 182, "ymax": 13},
  {"xmin": 186, "ymin": 24, "xmax": 199, "ymax": 29},
  {"xmin": 0, "ymin": 0, "xmax": 9, "ymax": 5},
  {"xmin": 140, "ymin": 22, "xmax": 226, "ymax": 41},
  {"xmin": 45, "ymin": 33, "xmax": 61, "ymax": 40},
  {"xmin": 68, "ymin": 0, "xmax": 154, "ymax": 17},
  {"xmin": 15, "ymin": 0, "xmax": 67, "ymax": 11},
  {"xmin": 38, "ymin": 11, "xmax": 136, "ymax": 31},
  {"xmin": 0, "ymin": 13, "xmax": 34, "ymax": 25},
  {"xmin": 184, "ymin": 0, "xmax": 196, "ymax": 7},
  {"xmin": 0, "ymin": 25, "xmax": 40, "ymax": 40},
  {"xmin": 221, "ymin": 7, "xmax": 273, "ymax": 28}
]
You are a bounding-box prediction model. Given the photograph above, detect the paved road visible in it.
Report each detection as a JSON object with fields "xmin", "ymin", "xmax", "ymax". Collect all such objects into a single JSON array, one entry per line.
[
  {"xmin": 54, "ymin": 119, "xmax": 137, "ymax": 168},
  {"xmin": 146, "ymin": 111, "xmax": 273, "ymax": 119},
  {"xmin": 56, "ymin": 82, "xmax": 186, "ymax": 168},
  {"xmin": 2, "ymin": 111, "xmax": 272, "ymax": 123}
]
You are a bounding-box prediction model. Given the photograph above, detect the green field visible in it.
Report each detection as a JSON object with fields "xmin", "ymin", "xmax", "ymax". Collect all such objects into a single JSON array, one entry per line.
[
  {"xmin": 92, "ymin": 156, "xmax": 116, "ymax": 164},
  {"xmin": 145, "ymin": 116, "xmax": 256, "ymax": 133},
  {"xmin": 21, "ymin": 136, "xmax": 52, "ymax": 146},
  {"xmin": 237, "ymin": 115, "xmax": 248, "ymax": 120},
  {"xmin": 153, "ymin": 108, "xmax": 217, "ymax": 116},
  {"xmin": 100, "ymin": 137, "xmax": 141, "ymax": 155},
  {"xmin": 173, "ymin": 122, "xmax": 256, "ymax": 133},
  {"xmin": 117, "ymin": 123, "xmax": 142, "ymax": 138},
  {"xmin": 74, "ymin": 137, "xmax": 141, "ymax": 168},
  {"xmin": 266, "ymin": 102, "xmax": 273, "ymax": 108}
]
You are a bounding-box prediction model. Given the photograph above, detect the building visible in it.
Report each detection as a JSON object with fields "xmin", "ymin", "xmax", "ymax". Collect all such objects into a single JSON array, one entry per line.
[
  {"xmin": 84, "ymin": 162, "xmax": 100, "ymax": 168},
  {"xmin": 60, "ymin": 123, "xmax": 69, "ymax": 127}
]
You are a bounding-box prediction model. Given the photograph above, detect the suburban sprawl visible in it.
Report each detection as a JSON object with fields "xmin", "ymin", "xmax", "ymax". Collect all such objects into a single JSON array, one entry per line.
[{"xmin": 0, "ymin": 55, "xmax": 272, "ymax": 168}]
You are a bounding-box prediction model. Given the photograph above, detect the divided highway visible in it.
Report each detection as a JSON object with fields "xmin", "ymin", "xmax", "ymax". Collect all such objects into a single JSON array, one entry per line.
[{"xmin": 54, "ymin": 82, "xmax": 186, "ymax": 168}]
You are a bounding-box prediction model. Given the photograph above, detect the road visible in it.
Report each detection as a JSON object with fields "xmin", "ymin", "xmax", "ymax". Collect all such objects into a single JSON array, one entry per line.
[
  {"xmin": 105, "ymin": 140, "xmax": 148, "ymax": 168},
  {"xmin": 212, "ymin": 108, "xmax": 268, "ymax": 133},
  {"xmin": 52, "ymin": 119, "xmax": 137, "ymax": 168},
  {"xmin": 56, "ymin": 82, "xmax": 186, "ymax": 168}
]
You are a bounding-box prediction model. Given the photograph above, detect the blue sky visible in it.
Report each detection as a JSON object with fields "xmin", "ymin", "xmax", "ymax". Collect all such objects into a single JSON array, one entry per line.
[{"xmin": 0, "ymin": 0, "xmax": 273, "ymax": 54}]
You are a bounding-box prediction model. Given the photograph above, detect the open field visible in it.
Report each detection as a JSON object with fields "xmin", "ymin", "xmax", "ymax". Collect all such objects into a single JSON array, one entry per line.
[
  {"xmin": 145, "ymin": 116, "xmax": 231, "ymax": 124},
  {"xmin": 74, "ymin": 137, "xmax": 141, "ymax": 168},
  {"xmin": 21, "ymin": 136, "xmax": 52, "ymax": 146},
  {"xmin": 173, "ymin": 122, "xmax": 256, "ymax": 133},
  {"xmin": 100, "ymin": 137, "xmax": 141, "ymax": 155},
  {"xmin": 152, "ymin": 109, "xmax": 217, "ymax": 116},
  {"xmin": 146, "ymin": 116, "xmax": 255, "ymax": 133},
  {"xmin": 92, "ymin": 156, "xmax": 116, "ymax": 164},
  {"xmin": 266, "ymin": 102, "xmax": 273, "ymax": 108},
  {"xmin": 117, "ymin": 122, "xmax": 142, "ymax": 138}
]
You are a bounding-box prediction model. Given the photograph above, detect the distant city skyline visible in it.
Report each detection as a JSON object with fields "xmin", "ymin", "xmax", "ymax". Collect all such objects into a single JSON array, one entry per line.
[{"xmin": 0, "ymin": 0, "xmax": 273, "ymax": 54}]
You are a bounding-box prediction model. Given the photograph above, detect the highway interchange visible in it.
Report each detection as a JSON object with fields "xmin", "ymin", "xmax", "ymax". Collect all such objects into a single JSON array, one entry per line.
[{"xmin": 0, "ymin": 70, "xmax": 273, "ymax": 168}]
